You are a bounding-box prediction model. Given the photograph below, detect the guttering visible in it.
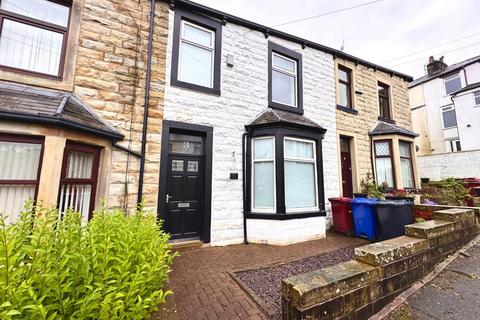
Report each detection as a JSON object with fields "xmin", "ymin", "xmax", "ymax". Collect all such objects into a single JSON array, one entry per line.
[
  {"xmin": 137, "ymin": 0, "xmax": 156, "ymax": 206},
  {"xmin": 168, "ymin": 0, "xmax": 413, "ymax": 81}
]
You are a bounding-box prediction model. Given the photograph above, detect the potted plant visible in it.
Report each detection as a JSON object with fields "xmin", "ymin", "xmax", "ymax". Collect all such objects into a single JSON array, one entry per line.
[
  {"xmin": 385, "ymin": 189, "xmax": 415, "ymax": 202},
  {"xmin": 358, "ymin": 173, "xmax": 385, "ymax": 199}
]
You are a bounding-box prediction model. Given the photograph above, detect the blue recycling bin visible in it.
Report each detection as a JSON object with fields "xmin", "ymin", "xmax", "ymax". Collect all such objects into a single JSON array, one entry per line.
[{"xmin": 351, "ymin": 198, "xmax": 379, "ymax": 241}]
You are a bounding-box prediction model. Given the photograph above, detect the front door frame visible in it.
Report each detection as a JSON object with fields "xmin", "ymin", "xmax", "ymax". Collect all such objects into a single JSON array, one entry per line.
[{"xmin": 158, "ymin": 120, "xmax": 213, "ymax": 243}]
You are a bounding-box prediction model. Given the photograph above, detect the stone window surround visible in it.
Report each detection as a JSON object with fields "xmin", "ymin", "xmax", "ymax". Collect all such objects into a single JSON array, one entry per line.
[
  {"xmin": 0, "ymin": 121, "xmax": 111, "ymax": 214},
  {"xmin": 0, "ymin": 0, "xmax": 82, "ymax": 92},
  {"xmin": 268, "ymin": 41, "xmax": 304, "ymax": 115},
  {"xmin": 245, "ymin": 125, "xmax": 325, "ymax": 220},
  {"xmin": 371, "ymin": 134, "xmax": 419, "ymax": 190},
  {"xmin": 170, "ymin": 8, "xmax": 222, "ymax": 96}
]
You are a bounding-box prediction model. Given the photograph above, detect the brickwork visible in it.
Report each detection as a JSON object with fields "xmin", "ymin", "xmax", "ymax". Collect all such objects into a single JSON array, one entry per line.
[
  {"xmin": 334, "ymin": 58, "xmax": 413, "ymax": 192},
  {"xmin": 73, "ymin": 0, "xmax": 169, "ymax": 211}
]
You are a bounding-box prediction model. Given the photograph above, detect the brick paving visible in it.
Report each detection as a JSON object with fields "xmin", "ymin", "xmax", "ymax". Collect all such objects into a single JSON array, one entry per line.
[{"xmin": 152, "ymin": 232, "xmax": 367, "ymax": 320}]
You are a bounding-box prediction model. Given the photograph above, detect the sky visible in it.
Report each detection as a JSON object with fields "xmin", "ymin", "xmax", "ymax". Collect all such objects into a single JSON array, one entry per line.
[{"xmin": 192, "ymin": 0, "xmax": 480, "ymax": 79}]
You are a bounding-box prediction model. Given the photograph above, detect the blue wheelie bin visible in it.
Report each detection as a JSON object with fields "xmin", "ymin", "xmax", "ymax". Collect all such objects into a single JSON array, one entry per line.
[{"xmin": 351, "ymin": 198, "xmax": 379, "ymax": 241}]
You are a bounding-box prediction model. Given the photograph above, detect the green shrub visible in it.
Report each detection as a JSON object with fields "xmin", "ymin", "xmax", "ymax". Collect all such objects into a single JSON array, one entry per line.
[{"xmin": 0, "ymin": 201, "xmax": 176, "ymax": 319}]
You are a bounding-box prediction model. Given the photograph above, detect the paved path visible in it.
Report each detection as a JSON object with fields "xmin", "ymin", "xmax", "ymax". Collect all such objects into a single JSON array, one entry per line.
[
  {"xmin": 152, "ymin": 232, "xmax": 366, "ymax": 320},
  {"xmin": 387, "ymin": 243, "xmax": 480, "ymax": 320}
]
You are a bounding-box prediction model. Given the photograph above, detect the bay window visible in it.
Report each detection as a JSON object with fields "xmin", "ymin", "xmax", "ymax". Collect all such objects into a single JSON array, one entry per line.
[
  {"xmin": 0, "ymin": 0, "xmax": 71, "ymax": 78},
  {"xmin": 284, "ymin": 138, "xmax": 317, "ymax": 211},
  {"xmin": 58, "ymin": 141, "xmax": 100, "ymax": 221},
  {"xmin": 171, "ymin": 9, "xmax": 222, "ymax": 94},
  {"xmin": 0, "ymin": 134, "xmax": 43, "ymax": 224},
  {"xmin": 374, "ymin": 140, "xmax": 394, "ymax": 188},
  {"xmin": 399, "ymin": 141, "xmax": 414, "ymax": 189},
  {"xmin": 246, "ymin": 124, "xmax": 325, "ymax": 218}
]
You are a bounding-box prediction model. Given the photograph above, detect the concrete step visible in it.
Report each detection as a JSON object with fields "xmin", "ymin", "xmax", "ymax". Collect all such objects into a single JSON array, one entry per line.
[
  {"xmin": 433, "ymin": 208, "xmax": 474, "ymax": 222},
  {"xmin": 405, "ymin": 220, "xmax": 461, "ymax": 239},
  {"xmin": 355, "ymin": 236, "xmax": 429, "ymax": 266}
]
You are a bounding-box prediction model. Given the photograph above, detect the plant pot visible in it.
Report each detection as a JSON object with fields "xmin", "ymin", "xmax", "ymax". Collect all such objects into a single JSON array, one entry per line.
[
  {"xmin": 385, "ymin": 196, "xmax": 415, "ymax": 203},
  {"xmin": 353, "ymin": 193, "xmax": 368, "ymax": 198},
  {"xmin": 421, "ymin": 178, "xmax": 430, "ymax": 183}
]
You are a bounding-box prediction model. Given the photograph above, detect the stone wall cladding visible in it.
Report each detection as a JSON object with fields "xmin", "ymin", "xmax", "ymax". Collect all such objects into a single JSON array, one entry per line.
[
  {"xmin": 417, "ymin": 149, "xmax": 480, "ymax": 180},
  {"xmin": 335, "ymin": 60, "xmax": 412, "ymax": 189},
  {"xmin": 73, "ymin": 0, "xmax": 169, "ymax": 211},
  {"xmin": 163, "ymin": 10, "xmax": 339, "ymax": 245}
]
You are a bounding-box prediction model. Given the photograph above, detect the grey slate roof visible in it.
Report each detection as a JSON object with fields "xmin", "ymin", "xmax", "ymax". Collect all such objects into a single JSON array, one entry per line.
[
  {"xmin": 409, "ymin": 55, "xmax": 480, "ymax": 88},
  {"xmin": 452, "ymin": 81, "xmax": 480, "ymax": 95},
  {"xmin": 0, "ymin": 81, "xmax": 123, "ymax": 140},
  {"xmin": 369, "ymin": 120, "xmax": 418, "ymax": 138},
  {"xmin": 246, "ymin": 108, "xmax": 326, "ymax": 132}
]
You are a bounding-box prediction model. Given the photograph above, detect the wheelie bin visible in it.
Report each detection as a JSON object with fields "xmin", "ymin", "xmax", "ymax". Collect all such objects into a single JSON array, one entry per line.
[
  {"xmin": 351, "ymin": 198, "xmax": 379, "ymax": 241},
  {"xmin": 375, "ymin": 200, "xmax": 413, "ymax": 240},
  {"xmin": 328, "ymin": 197, "xmax": 354, "ymax": 235}
]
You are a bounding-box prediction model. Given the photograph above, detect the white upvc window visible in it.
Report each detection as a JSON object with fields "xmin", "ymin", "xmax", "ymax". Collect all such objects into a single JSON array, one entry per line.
[
  {"xmin": 446, "ymin": 139, "xmax": 461, "ymax": 152},
  {"xmin": 441, "ymin": 105, "xmax": 457, "ymax": 129},
  {"xmin": 178, "ymin": 20, "xmax": 215, "ymax": 88},
  {"xmin": 444, "ymin": 73, "xmax": 462, "ymax": 95},
  {"xmin": 284, "ymin": 137, "xmax": 318, "ymax": 212},
  {"xmin": 252, "ymin": 137, "xmax": 276, "ymax": 212},
  {"xmin": 474, "ymin": 90, "xmax": 480, "ymax": 107},
  {"xmin": 272, "ymin": 53, "xmax": 298, "ymax": 107}
]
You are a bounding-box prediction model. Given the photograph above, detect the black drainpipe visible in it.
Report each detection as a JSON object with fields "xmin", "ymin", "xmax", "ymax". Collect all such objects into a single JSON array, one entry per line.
[
  {"xmin": 137, "ymin": 0, "xmax": 156, "ymax": 206},
  {"xmin": 242, "ymin": 131, "xmax": 248, "ymax": 244}
]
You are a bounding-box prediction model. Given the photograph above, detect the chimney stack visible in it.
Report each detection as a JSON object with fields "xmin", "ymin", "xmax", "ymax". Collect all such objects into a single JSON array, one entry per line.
[{"xmin": 426, "ymin": 56, "xmax": 448, "ymax": 75}]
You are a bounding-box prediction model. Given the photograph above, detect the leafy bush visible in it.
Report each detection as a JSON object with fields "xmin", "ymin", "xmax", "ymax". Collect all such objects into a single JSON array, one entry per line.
[
  {"xmin": 360, "ymin": 173, "xmax": 386, "ymax": 199},
  {"xmin": 0, "ymin": 202, "xmax": 176, "ymax": 319},
  {"xmin": 434, "ymin": 178, "xmax": 472, "ymax": 205}
]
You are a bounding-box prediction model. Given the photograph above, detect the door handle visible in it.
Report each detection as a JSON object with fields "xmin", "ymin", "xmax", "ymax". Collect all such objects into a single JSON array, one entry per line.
[{"xmin": 166, "ymin": 194, "xmax": 173, "ymax": 203}]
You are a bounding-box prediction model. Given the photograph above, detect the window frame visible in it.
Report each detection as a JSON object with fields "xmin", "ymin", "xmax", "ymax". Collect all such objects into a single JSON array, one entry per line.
[
  {"xmin": 170, "ymin": 9, "xmax": 222, "ymax": 95},
  {"xmin": 446, "ymin": 139, "xmax": 461, "ymax": 152},
  {"xmin": 0, "ymin": 133, "xmax": 45, "ymax": 213},
  {"xmin": 378, "ymin": 81, "xmax": 391, "ymax": 120},
  {"xmin": 441, "ymin": 105, "xmax": 457, "ymax": 129},
  {"xmin": 0, "ymin": 0, "xmax": 72, "ymax": 79},
  {"xmin": 283, "ymin": 137, "xmax": 319, "ymax": 213},
  {"xmin": 268, "ymin": 41, "xmax": 303, "ymax": 115},
  {"xmin": 444, "ymin": 72, "xmax": 462, "ymax": 95},
  {"xmin": 474, "ymin": 90, "xmax": 480, "ymax": 107},
  {"xmin": 399, "ymin": 140, "xmax": 415, "ymax": 189},
  {"xmin": 373, "ymin": 139, "xmax": 395, "ymax": 189},
  {"xmin": 337, "ymin": 65, "xmax": 353, "ymax": 109},
  {"xmin": 57, "ymin": 141, "xmax": 101, "ymax": 220},
  {"xmin": 251, "ymin": 136, "xmax": 276, "ymax": 213}
]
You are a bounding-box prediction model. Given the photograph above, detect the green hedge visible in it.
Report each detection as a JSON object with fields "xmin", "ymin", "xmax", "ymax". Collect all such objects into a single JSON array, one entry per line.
[{"xmin": 0, "ymin": 202, "xmax": 176, "ymax": 319}]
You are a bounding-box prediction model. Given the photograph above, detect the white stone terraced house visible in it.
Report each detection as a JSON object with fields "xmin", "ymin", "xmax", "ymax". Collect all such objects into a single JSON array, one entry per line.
[{"xmin": 159, "ymin": 0, "xmax": 415, "ymax": 246}]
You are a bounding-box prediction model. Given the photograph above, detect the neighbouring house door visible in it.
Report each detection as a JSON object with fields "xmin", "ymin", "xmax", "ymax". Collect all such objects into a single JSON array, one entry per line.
[
  {"xmin": 165, "ymin": 133, "xmax": 205, "ymax": 239},
  {"xmin": 340, "ymin": 137, "xmax": 353, "ymax": 198}
]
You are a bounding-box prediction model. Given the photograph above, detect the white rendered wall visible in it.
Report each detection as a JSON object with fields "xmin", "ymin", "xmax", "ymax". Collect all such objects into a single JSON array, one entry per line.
[
  {"xmin": 163, "ymin": 10, "xmax": 339, "ymax": 246},
  {"xmin": 454, "ymin": 91, "xmax": 480, "ymax": 151},
  {"xmin": 418, "ymin": 150, "xmax": 480, "ymax": 180},
  {"xmin": 246, "ymin": 217, "xmax": 326, "ymax": 245}
]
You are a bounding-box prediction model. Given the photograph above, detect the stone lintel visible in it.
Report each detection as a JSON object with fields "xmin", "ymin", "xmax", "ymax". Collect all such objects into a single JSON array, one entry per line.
[
  {"xmin": 355, "ymin": 236, "xmax": 429, "ymax": 266},
  {"xmin": 282, "ymin": 260, "xmax": 378, "ymax": 310},
  {"xmin": 405, "ymin": 219, "xmax": 461, "ymax": 239}
]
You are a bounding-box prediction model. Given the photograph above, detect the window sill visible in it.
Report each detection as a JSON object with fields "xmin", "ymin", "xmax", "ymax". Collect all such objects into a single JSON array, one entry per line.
[
  {"xmin": 336, "ymin": 105, "xmax": 358, "ymax": 115},
  {"xmin": 246, "ymin": 210, "xmax": 326, "ymax": 220},
  {"xmin": 171, "ymin": 79, "xmax": 221, "ymax": 96},
  {"xmin": 378, "ymin": 116, "xmax": 395, "ymax": 124},
  {"xmin": 269, "ymin": 101, "xmax": 303, "ymax": 114}
]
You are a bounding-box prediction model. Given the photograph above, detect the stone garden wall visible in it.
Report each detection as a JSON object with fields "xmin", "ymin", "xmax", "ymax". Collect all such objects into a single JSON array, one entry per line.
[{"xmin": 282, "ymin": 208, "xmax": 479, "ymax": 320}]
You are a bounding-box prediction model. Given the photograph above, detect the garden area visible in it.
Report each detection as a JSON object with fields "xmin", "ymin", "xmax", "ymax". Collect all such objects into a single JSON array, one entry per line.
[{"xmin": 0, "ymin": 202, "xmax": 176, "ymax": 320}]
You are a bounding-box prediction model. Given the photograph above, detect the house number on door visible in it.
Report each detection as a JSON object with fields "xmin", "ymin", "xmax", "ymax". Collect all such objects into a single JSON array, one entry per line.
[{"xmin": 178, "ymin": 203, "xmax": 190, "ymax": 208}]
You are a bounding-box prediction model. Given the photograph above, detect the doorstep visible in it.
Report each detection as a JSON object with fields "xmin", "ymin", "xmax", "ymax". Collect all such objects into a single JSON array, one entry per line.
[{"xmin": 168, "ymin": 237, "xmax": 208, "ymax": 251}]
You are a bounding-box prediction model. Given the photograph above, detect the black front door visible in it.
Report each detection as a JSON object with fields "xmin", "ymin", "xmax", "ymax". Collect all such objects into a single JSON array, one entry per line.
[{"xmin": 165, "ymin": 134, "xmax": 205, "ymax": 239}]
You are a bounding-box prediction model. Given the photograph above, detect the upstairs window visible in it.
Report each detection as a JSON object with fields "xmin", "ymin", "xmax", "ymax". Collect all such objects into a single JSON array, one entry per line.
[
  {"xmin": 474, "ymin": 90, "xmax": 480, "ymax": 107},
  {"xmin": 338, "ymin": 65, "xmax": 353, "ymax": 108},
  {"xmin": 171, "ymin": 10, "xmax": 222, "ymax": 95},
  {"xmin": 268, "ymin": 42, "xmax": 303, "ymax": 114},
  {"xmin": 441, "ymin": 105, "xmax": 457, "ymax": 129},
  {"xmin": 378, "ymin": 82, "xmax": 391, "ymax": 120},
  {"xmin": 444, "ymin": 73, "xmax": 462, "ymax": 95},
  {"xmin": 0, "ymin": 0, "xmax": 71, "ymax": 78}
]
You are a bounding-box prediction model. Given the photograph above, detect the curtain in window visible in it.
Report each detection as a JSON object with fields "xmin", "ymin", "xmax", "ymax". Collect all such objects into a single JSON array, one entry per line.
[
  {"xmin": 253, "ymin": 138, "xmax": 275, "ymax": 210},
  {"xmin": 0, "ymin": 141, "xmax": 41, "ymax": 224},
  {"xmin": 284, "ymin": 139, "xmax": 317, "ymax": 209},
  {"xmin": 375, "ymin": 158, "xmax": 394, "ymax": 187},
  {"xmin": 0, "ymin": 19, "xmax": 64, "ymax": 76},
  {"xmin": 59, "ymin": 151, "xmax": 94, "ymax": 221},
  {"xmin": 399, "ymin": 142, "xmax": 414, "ymax": 188},
  {"xmin": 1, "ymin": 0, "xmax": 70, "ymax": 27}
]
